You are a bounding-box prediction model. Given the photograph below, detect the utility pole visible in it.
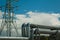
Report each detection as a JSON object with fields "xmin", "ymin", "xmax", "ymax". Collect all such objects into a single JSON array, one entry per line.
[{"xmin": 0, "ymin": 0, "xmax": 19, "ymax": 37}]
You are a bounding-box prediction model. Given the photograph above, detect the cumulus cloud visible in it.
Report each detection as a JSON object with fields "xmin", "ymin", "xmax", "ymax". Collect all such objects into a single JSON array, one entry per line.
[
  {"xmin": 16, "ymin": 11, "xmax": 60, "ymax": 26},
  {"xmin": 0, "ymin": 11, "xmax": 60, "ymax": 37},
  {"xmin": 15, "ymin": 11, "xmax": 60, "ymax": 37}
]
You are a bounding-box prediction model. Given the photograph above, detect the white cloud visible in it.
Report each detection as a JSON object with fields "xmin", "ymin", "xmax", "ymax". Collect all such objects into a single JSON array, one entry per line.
[
  {"xmin": 0, "ymin": 11, "xmax": 60, "ymax": 36},
  {"xmin": 15, "ymin": 11, "xmax": 60, "ymax": 36},
  {"xmin": 16, "ymin": 11, "xmax": 60, "ymax": 26}
]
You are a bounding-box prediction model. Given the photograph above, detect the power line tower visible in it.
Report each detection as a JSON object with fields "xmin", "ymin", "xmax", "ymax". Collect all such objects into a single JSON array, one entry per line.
[{"xmin": 0, "ymin": 0, "xmax": 19, "ymax": 37}]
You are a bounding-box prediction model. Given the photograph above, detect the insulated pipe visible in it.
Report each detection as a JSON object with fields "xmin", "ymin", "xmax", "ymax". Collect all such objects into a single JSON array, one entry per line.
[
  {"xmin": 0, "ymin": 37, "xmax": 29, "ymax": 40},
  {"xmin": 30, "ymin": 24, "xmax": 60, "ymax": 30},
  {"xmin": 36, "ymin": 30, "xmax": 57, "ymax": 34},
  {"xmin": 33, "ymin": 29, "xmax": 59, "ymax": 34}
]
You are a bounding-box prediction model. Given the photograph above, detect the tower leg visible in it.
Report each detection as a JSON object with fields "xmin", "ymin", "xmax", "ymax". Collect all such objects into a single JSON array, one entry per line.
[{"xmin": 12, "ymin": 22, "xmax": 18, "ymax": 37}]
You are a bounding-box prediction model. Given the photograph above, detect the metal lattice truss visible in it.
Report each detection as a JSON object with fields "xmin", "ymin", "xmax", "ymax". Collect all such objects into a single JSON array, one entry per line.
[{"xmin": 0, "ymin": 0, "xmax": 19, "ymax": 37}]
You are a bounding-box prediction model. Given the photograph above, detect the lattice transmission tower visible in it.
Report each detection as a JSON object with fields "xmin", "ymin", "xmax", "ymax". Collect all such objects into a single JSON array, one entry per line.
[{"xmin": 0, "ymin": 0, "xmax": 19, "ymax": 37}]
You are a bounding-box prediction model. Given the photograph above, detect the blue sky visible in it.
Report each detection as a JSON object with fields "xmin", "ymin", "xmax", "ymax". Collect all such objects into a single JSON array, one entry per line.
[{"xmin": 0, "ymin": 0, "xmax": 60, "ymax": 14}]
